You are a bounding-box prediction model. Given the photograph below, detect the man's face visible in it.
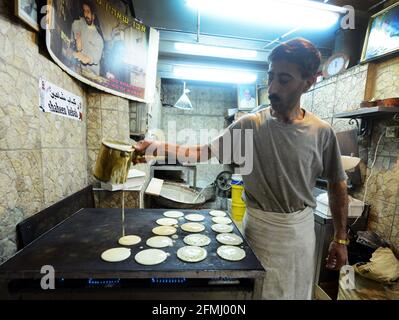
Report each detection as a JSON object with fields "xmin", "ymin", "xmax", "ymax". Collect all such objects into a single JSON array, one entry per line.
[
  {"xmin": 83, "ymin": 4, "xmax": 94, "ymax": 25},
  {"xmin": 267, "ymin": 59, "xmax": 314, "ymax": 113}
]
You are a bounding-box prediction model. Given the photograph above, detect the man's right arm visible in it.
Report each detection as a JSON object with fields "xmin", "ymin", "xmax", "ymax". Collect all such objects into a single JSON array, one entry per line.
[{"xmin": 134, "ymin": 115, "xmax": 251, "ymax": 165}]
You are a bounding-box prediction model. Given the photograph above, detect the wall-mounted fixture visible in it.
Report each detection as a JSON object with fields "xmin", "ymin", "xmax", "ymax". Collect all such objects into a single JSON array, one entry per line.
[
  {"xmin": 174, "ymin": 81, "xmax": 193, "ymax": 110},
  {"xmin": 174, "ymin": 43, "xmax": 258, "ymax": 60},
  {"xmin": 187, "ymin": 0, "xmax": 347, "ymax": 29},
  {"xmin": 173, "ymin": 65, "xmax": 257, "ymax": 84}
]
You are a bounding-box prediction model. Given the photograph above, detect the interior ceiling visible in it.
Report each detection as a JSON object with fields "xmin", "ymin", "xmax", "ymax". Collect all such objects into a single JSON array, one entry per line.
[{"xmin": 132, "ymin": 0, "xmax": 385, "ymax": 81}]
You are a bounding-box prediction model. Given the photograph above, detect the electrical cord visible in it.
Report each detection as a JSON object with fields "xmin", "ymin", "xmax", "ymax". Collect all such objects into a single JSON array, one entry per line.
[{"xmin": 350, "ymin": 130, "xmax": 385, "ymax": 228}]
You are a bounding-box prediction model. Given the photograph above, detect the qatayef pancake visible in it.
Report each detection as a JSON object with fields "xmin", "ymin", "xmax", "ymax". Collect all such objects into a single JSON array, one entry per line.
[
  {"xmin": 146, "ymin": 236, "xmax": 173, "ymax": 248},
  {"xmin": 134, "ymin": 249, "xmax": 167, "ymax": 265},
  {"xmin": 211, "ymin": 224, "xmax": 233, "ymax": 233},
  {"xmin": 209, "ymin": 210, "xmax": 227, "ymax": 217},
  {"xmin": 181, "ymin": 222, "xmax": 205, "ymax": 233},
  {"xmin": 216, "ymin": 233, "xmax": 243, "ymax": 246},
  {"xmin": 118, "ymin": 235, "xmax": 141, "ymax": 246},
  {"xmin": 163, "ymin": 210, "xmax": 184, "ymax": 218},
  {"xmin": 184, "ymin": 213, "xmax": 205, "ymax": 222},
  {"xmin": 177, "ymin": 246, "xmax": 207, "ymax": 263},
  {"xmin": 217, "ymin": 245, "xmax": 246, "ymax": 261},
  {"xmin": 212, "ymin": 216, "xmax": 232, "ymax": 225},
  {"xmin": 152, "ymin": 226, "xmax": 177, "ymax": 236},
  {"xmin": 101, "ymin": 247, "xmax": 131, "ymax": 262},
  {"xmin": 183, "ymin": 234, "xmax": 211, "ymax": 247},
  {"xmin": 156, "ymin": 217, "xmax": 178, "ymax": 226}
]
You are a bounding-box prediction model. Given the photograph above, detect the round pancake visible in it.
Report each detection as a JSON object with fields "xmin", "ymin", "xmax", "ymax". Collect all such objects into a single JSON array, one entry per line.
[
  {"xmin": 217, "ymin": 245, "xmax": 246, "ymax": 261},
  {"xmin": 211, "ymin": 224, "xmax": 234, "ymax": 233},
  {"xmin": 184, "ymin": 213, "xmax": 205, "ymax": 222},
  {"xmin": 212, "ymin": 216, "xmax": 232, "ymax": 225},
  {"xmin": 134, "ymin": 249, "xmax": 167, "ymax": 265},
  {"xmin": 181, "ymin": 222, "xmax": 205, "ymax": 233},
  {"xmin": 152, "ymin": 225, "xmax": 177, "ymax": 236},
  {"xmin": 209, "ymin": 210, "xmax": 227, "ymax": 217},
  {"xmin": 118, "ymin": 235, "xmax": 141, "ymax": 246},
  {"xmin": 216, "ymin": 233, "xmax": 243, "ymax": 246},
  {"xmin": 146, "ymin": 236, "xmax": 173, "ymax": 248},
  {"xmin": 156, "ymin": 217, "xmax": 178, "ymax": 226},
  {"xmin": 183, "ymin": 234, "xmax": 211, "ymax": 247},
  {"xmin": 101, "ymin": 247, "xmax": 131, "ymax": 262},
  {"xmin": 163, "ymin": 210, "xmax": 184, "ymax": 218},
  {"xmin": 177, "ymin": 246, "xmax": 207, "ymax": 262}
]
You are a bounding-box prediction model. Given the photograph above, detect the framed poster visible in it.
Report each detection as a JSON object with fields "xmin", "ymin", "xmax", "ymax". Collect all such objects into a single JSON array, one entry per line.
[
  {"xmin": 237, "ymin": 84, "xmax": 257, "ymax": 110},
  {"xmin": 15, "ymin": 0, "xmax": 39, "ymax": 31},
  {"xmin": 44, "ymin": 0, "xmax": 159, "ymax": 102},
  {"xmin": 361, "ymin": 1, "xmax": 399, "ymax": 63}
]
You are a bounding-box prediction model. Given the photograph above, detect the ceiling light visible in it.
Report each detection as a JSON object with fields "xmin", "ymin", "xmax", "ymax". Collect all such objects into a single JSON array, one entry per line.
[
  {"xmin": 187, "ymin": 0, "xmax": 344, "ymax": 29},
  {"xmin": 174, "ymin": 43, "xmax": 257, "ymax": 59},
  {"xmin": 173, "ymin": 66, "xmax": 257, "ymax": 84}
]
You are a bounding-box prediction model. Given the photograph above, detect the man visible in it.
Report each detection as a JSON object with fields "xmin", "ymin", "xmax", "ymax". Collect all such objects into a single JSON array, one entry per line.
[
  {"xmin": 71, "ymin": 1, "xmax": 104, "ymax": 75},
  {"xmin": 240, "ymin": 89, "xmax": 256, "ymax": 110},
  {"xmin": 134, "ymin": 38, "xmax": 349, "ymax": 300}
]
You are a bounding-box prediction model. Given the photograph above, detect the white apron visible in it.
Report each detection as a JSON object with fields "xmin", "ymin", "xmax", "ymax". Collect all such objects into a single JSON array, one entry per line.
[{"xmin": 243, "ymin": 206, "xmax": 316, "ymax": 300}]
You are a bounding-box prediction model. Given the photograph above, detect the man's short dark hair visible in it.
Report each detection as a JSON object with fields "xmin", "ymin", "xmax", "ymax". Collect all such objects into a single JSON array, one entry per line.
[
  {"xmin": 82, "ymin": 0, "xmax": 95, "ymax": 12},
  {"xmin": 268, "ymin": 38, "xmax": 321, "ymax": 79}
]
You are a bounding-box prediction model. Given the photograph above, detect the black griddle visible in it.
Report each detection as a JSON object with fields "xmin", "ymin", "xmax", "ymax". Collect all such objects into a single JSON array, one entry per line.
[{"xmin": 0, "ymin": 209, "xmax": 265, "ymax": 280}]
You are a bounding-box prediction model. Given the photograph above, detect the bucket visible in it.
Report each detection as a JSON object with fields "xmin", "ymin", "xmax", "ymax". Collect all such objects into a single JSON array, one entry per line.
[
  {"xmin": 231, "ymin": 174, "xmax": 245, "ymax": 221},
  {"xmin": 231, "ymin": 174, "xmax": 244, "ymax": 205},
  {"xmin": 93, "ymin": 139, "xmax": 134, "ymax": 184}
]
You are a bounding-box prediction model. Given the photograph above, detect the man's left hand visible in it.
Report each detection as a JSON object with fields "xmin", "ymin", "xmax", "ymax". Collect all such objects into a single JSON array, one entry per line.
[{"xmin": 325, "ymin": 241, "xmax": 348, "ymax": 270}]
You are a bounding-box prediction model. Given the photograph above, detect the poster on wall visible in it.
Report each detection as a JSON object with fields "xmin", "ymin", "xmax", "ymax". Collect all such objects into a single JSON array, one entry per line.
[
  {"xmin": 14, "ymin": 0, "xmax": 39, "ymax": 31},
  {"xmin": 237, "ymin": 84, "xmax": 257, "ymax": 110},
  {"xmin": 39, "ymin": 77, "xmax": 83, "ymax": 121},
  {"xmin": 361, "ymin": 1, "xmax": 399, "ymax": 62},
  {"xmin": 45, "ymin": 0, "xmax": 159, "ymax": 102}
]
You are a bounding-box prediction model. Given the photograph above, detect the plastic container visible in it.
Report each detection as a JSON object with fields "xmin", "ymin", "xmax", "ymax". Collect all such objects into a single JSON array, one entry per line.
[{"xmin": 316, "ymin": 193, "xmax": 364, "ymax": 217}]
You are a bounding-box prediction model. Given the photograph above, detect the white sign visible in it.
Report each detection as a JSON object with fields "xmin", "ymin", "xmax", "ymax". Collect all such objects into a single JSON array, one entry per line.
[{"xmin": 39, "ymin": 78, "xmax": 83, "ymax": 121}]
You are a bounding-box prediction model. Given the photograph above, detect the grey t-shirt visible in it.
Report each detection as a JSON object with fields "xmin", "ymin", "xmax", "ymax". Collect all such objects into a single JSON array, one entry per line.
[
  {"xmin": 71, "ymin": 18, "xmax": 104, "ymax": 75},
  {"xmin": 210, "ymin": 108, "xmax": 347, "ymax": 213}
]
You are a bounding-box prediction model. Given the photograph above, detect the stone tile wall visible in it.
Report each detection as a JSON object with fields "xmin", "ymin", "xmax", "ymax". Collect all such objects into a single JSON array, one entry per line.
[
  {"xmin": 86, "ymin": 90, "xmax": 131, "ymax": 186},
  {"xmin": 160, "ymin": 81, "xmax": 237, "ymax": 186},
  {"xmin": 0, "ymin": 2, "xmax": 88, "ymax": 262},
  {"xmin": 303, "ymin": 61, "xmax": 399, "ymax": 250},
  {"xmin": 0, "ymin": 2, "xmax": 132, "ymax": 263}
]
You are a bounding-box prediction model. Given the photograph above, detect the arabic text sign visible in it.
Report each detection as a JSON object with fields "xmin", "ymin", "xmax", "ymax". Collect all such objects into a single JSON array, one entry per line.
[{"xmin": 39, "ymin": 78, "xmax": 83, "ymax": 121}]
